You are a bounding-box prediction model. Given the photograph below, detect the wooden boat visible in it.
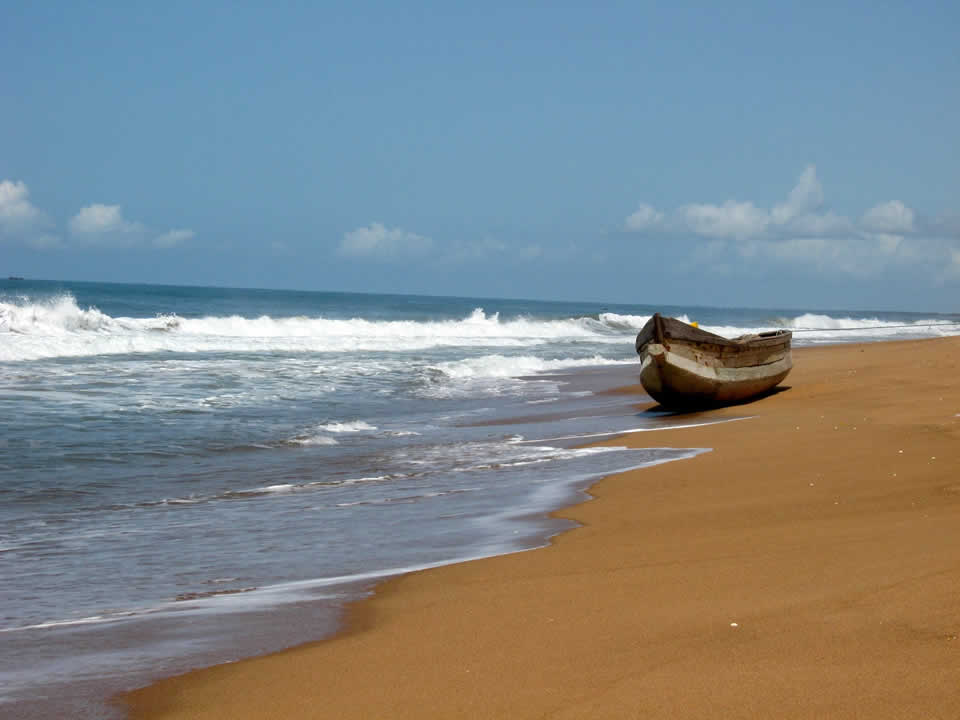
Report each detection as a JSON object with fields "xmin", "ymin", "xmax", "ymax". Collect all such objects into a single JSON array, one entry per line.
[{"xmin": 635, "ymin": 313, "xmax": 792, "ymax": 407}]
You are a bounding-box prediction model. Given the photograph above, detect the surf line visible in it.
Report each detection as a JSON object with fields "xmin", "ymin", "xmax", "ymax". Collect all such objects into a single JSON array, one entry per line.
[
  {"xmin": 790, "ymin": 322, "xmax": 960, "ymax": 332},
  {"xmin": 514, "ymin": 416, "xmax": 753, "ymax": 445}
]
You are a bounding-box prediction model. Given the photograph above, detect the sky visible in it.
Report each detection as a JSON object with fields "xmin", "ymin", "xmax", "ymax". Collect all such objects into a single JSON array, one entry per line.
[{"xmin": 1, "ymin": 0, "xmax": 958, "ymax": 311}]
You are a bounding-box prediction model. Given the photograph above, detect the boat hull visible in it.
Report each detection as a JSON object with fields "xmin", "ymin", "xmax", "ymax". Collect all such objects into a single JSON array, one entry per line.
[
  {"xmin": 639, "ymin": 342, "xmax": 792, "ymax": 407},
  {"xmin": 635, "ymin": 314, "xmax": 792, "ymax": 407}
]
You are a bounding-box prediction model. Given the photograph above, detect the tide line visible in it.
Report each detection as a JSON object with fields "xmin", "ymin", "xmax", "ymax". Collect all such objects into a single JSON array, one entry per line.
[{"xmin": 516, "ymin": 416, "xmax": 752, "ymax": 445}]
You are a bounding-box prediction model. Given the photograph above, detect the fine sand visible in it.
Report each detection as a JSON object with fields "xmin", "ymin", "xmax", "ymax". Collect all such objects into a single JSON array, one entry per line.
[{"xmin": 124, "ymin": 338, "xmax": 960, "ymax": 719}]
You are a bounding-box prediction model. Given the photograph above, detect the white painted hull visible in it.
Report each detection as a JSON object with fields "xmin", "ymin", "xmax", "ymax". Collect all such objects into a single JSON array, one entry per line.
[{"xmin": 639, "ymin": 342, "xmax": 793, "ymax": 407}]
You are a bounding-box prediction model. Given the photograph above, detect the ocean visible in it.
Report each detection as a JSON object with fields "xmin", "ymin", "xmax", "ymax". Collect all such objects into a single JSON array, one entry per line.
[{"xmin": 2, "ymin": 279, "xmax": 958, "ymax": 718}]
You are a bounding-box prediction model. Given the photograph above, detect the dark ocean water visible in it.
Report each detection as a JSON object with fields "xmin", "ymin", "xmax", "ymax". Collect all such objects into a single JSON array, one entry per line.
[{"xmin": 2, "ymin": 278, "xmax": 957, "ymax": 718}]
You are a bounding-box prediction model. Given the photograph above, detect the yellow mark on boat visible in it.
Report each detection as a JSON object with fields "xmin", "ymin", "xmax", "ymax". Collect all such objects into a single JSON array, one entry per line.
[{"xmin": 691, "ymin": 321, "xmax": 699, "ymax": 328}]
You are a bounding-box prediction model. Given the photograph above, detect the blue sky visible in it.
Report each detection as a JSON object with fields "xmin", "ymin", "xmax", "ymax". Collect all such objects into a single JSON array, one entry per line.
[{"xmin": 2, "ymin": 1, "xmax": 958, "ymax": 311}]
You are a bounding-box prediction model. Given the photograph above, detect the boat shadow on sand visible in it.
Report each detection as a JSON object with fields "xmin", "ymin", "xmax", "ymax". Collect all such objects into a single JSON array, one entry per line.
[{"xmin": 639, "ymin": 385, "xmax": 792, "ymax": 416}]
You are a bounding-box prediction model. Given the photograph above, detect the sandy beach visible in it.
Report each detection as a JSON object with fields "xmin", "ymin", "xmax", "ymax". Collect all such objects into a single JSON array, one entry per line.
[{"xmin": 123, "ymin": 337, "xmax": 960, "ymax": 719}]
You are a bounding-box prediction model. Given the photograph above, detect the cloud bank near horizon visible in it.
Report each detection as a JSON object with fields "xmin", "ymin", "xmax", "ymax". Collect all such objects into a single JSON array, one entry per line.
[
  {"xmin": 1, "ymin": 179, "xmax": 195, "ymax": 250},
  {"xmin": 624, "ymin": 166, "xmax": 960, "ymax": 280},
  {"xmin": 5, "ymin": 171, "xmax": 959, "ymax": 288},
  {"xmin": 338, "ymin": 222, "xmax": 433, "ymax": 258}
]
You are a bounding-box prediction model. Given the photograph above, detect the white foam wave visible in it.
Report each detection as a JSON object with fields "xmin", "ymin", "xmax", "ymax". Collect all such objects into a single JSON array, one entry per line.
[
  {"xmin": 342, "ymin": 475, "xmax": 390, "ymax": 484},
  {"xmin": 786, "ymin": 313, "xmax": 960, "ymax": 340},
  {"xmin": 133, "ymin": 473, "xmax": 395, "ymax": 509},
  {"xmin": 596, "ymin": 312, "xmax": 651, "ymax": 329},
  {"xmin": 3, "ymin": 295, "xmax": 956, "ymax": 362},
  {"xmin": 462, "ymin": 444, "xmax": 626, "ymax": 472},
  {"xmin": 519, "ymin": 416, "xmax": 752, "ymax": 444},
  {"xmin": 599, "ymin": 312, "xmax": 697, "ymax": 327},
  {"xmin": 285, "ymin": 420, "xmax": 376, "ymax": 447},
  {"xmin": 0, "ymin": 612, "xmax": 134, "ymax": 633},
  {"xmin": 0, "ymin": 297, "xmax": 634, "ymax": 361},
  {"xmin": 288, "ymin": 434, "xmax": 339, "ymax": 446},
  {"xmin": 592, "ymin": 311, "xmax": 959, "ymax": 344},
  {"xmin": 334, "ymin": 488, "xmax": 477, "ymax": 508},
  {"xmin": 419, "ymin": 354, "xmax": 634, "ymax": 399},
  {"xmin": 432, "ymin": 354, "xmax": 632, "ymax": 380},
  {"xmin": 313, "ymin": 420, "xmax": 377, "ymax": 433},
  {"xmin": 691, "ymin": 315, "xmax": 959, "ymax": 344}
]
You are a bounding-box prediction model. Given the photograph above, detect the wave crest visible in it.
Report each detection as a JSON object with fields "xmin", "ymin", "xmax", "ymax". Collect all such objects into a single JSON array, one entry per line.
[
  {"xmin": 3, "ymin": 294, "xmax": 956, "ymax": 362},
  {"xmin": 0, "ymin": 297, "xmax": 642, "ymax": 361}
]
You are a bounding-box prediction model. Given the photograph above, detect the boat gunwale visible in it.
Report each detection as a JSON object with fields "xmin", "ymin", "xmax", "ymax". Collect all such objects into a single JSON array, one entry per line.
[{"xmin": 635, "ymin": 314, "xmax": 792, "ymax": 356}]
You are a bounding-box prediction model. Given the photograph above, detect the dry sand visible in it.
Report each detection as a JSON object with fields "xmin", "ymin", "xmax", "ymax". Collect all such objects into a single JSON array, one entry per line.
[{"xmin": 124, "ymin": 338, "xmax": 960, "ymax": 719}]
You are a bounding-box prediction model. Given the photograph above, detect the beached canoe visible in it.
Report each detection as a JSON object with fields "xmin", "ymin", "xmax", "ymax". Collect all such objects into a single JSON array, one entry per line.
[{"xmin": 635, "ymin": 313, "xmax": 792, "ymax": 407}]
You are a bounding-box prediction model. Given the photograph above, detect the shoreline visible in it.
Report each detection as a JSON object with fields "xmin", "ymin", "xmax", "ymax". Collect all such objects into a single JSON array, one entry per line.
[
  {"xmin": 3, "ymin": 361, "xmax": 660, "ymax": 720},
  {"xmin": 123, "ymin": 338, "xmax": 960, "ymax": 719}
]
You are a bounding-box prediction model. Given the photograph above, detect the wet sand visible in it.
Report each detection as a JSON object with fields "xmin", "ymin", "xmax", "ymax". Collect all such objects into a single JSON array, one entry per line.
[{"xmin": 124, "ymin": 338, "xmax": 960, "ymax": 719}]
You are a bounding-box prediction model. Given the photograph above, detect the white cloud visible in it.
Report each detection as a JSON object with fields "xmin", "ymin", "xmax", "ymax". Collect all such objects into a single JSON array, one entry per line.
[
  {"xmin": 69, "ymin": 203, "xmax": 195, "ymax": 249},
  {"xmin": 678, "ymin": 200, "xmax": 768, "ymax": 240},
  {"xmin": 625, "ymin": 203, "xmax": 664, "ymax": 231},
  {"xmin": 786, "ymin": 211, "xmax": 853, "ymax": 236},
  {"xmin": 623, "ymin": 166, "xmax": 955, "ymax": 279},
  {"xmin": 771, "ymin": 165, "xmax": 823, "ymax": 224},
  {"xmin": 861, "ymin": 200, "xmax": 915, "ymax": 234},
  {"xmin": 69, "ymin": 204, "xmax": 144, "ymax": 237},
  {"xmin": 154, "ymin": 229, "xmax": 195, "ymax": 248},
  {"xmin": 0, "ymin": 180, "xmax": 43, "ymax": 230},
  {"xmin": 672, "ymin": 166, "xmax": 828, "ymax": 240},
  {"xmin": 0, "ymin": 179, "xmax": 58, "ymax": 247},
  {"xmin": 339, "ymin": 222, "xmax": 432, "ymax": 258},
  {"xmin": 6, "ymin": 183, "xmax": 192, "ymax": 252},
  {"xmin": 627, "ymin": 166, "xmax": 850, "ymax": 242}
]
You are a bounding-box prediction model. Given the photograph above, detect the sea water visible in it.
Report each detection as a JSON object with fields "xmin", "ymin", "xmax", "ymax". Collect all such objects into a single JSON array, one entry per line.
[{"xmin": 1, "ymin": 279, "xmax": 957, "ymax": 718}]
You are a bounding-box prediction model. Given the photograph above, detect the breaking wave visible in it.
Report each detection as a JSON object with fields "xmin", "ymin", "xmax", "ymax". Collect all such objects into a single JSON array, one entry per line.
[
  {"xmin": 430, "ymin": 354, "xmax": 633, "ymax": 379},
  {"xmin": 2, "ymin": 294, "xmax": 957, "ymax": 362},
  {"xmin": 1, "ymin": 294, "xmax": 634, "ymax": 361},
  {"xmin": 284, "ymin": 420, "xmax": 378, "ymax": 446}
]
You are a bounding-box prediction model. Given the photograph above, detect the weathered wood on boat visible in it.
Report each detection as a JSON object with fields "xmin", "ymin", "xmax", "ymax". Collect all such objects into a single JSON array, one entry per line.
[{"xmin": 635, "ymin": 313, "xmax": 792, "ymax": 407}]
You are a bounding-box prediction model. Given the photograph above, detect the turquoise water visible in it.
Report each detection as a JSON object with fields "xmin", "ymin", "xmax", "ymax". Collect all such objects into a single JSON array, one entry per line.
[{"xmin": 1, "ymin": 278, "xmax": 957, "ymax": 718}]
